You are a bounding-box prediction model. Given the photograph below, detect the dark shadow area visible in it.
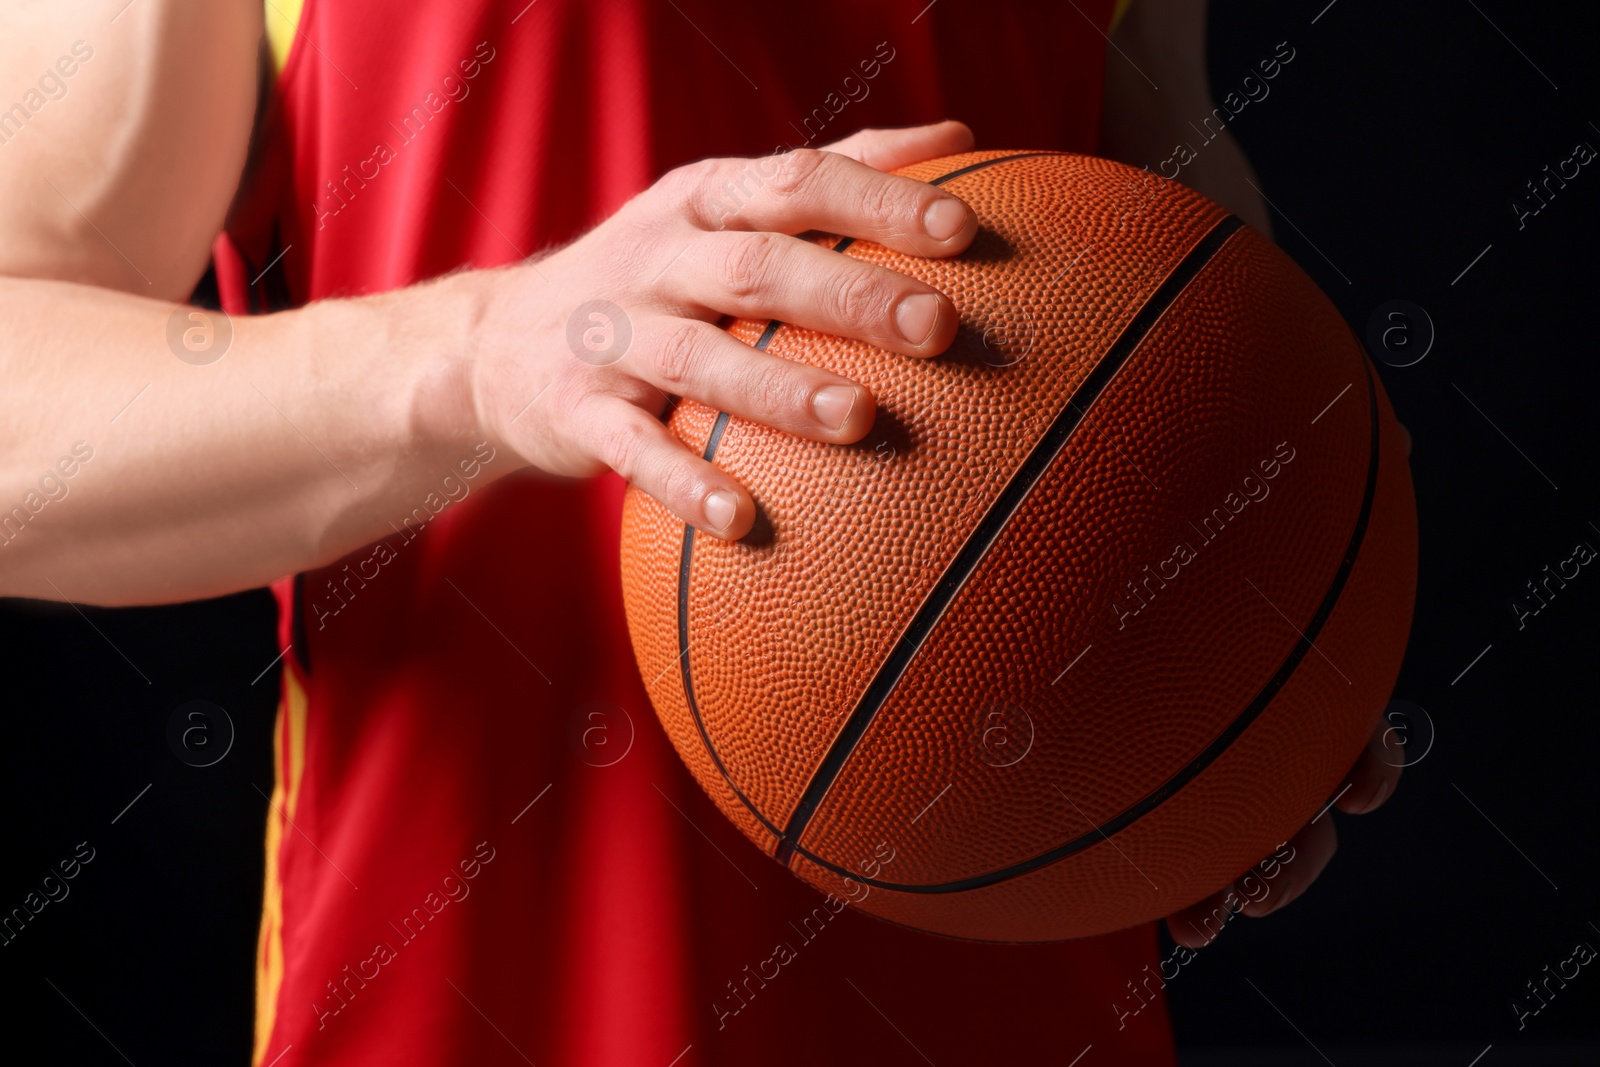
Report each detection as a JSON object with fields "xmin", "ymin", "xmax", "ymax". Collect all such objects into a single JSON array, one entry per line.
[
  {"xmin": 0, "ymin": 589, "xmax": 278, "ymax": 1064},
  {"xmin": 1168, "ymin": 1, "xmax": 1600, "ymax": 1059}
]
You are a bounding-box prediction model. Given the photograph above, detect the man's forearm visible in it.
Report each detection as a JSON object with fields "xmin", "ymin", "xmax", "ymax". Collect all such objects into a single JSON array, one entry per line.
[
  {"xmin": 0, "ymin": 271, "xmax": 492, "ymax": 606},
  {"xmin": 0, "ymin": 1, "xmax": 452, "ymax": 606}
]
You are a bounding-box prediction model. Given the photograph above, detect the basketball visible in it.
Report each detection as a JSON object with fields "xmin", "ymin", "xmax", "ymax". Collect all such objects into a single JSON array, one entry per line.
[{"xmin": 619, "ymin": 150, "xmax": 1417, "ymax": 942}]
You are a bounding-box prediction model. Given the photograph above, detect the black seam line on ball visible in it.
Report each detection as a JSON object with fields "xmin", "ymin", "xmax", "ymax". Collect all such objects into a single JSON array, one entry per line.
[
  {"xmin": 675, "ymin": 378, "xmax": 779, "ymax": 835},
  {"xmin": 773, "ymin": 213, "xmax": 1249, "ymax": 868},
  {"xmin": 927, "ymin": 151, "xmax": 1065, "ymax": 188},
  {"xmin": 752, "ymin": 318, "xmax": 784, "ymax": 351},
  {"xmin": 796, "ymin": 348, "xmax": 1384, "ymax": 894},
  {"xmin": 675, "ymin": 152, "xmax": 1067, "ymax": 845}
]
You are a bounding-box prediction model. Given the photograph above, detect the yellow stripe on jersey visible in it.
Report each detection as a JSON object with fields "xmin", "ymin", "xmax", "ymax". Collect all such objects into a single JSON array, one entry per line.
[
  {"xmin": 265, "ymin": 0, "xmax": 306, "ymax": 74},
  {"xmin": 253, "ymin": 666, "xmax": 309, "ymax": 1066}
]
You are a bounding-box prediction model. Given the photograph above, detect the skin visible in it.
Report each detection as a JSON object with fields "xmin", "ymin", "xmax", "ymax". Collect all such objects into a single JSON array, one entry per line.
[{"xmin": 0, "ymin": 0, "xmax": 1395, "ymax": 945}]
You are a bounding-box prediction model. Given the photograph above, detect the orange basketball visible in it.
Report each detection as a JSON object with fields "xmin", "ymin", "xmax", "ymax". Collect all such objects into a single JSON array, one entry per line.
[{"xmin": 620, "ymin": 150, "xmax": 1417, "ymax": 941}]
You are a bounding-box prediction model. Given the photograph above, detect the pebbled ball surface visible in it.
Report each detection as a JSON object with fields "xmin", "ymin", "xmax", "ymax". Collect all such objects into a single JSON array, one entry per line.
[{"xmin": 619, "ymin": 150, "xmax": 1417, "ymax": 941}]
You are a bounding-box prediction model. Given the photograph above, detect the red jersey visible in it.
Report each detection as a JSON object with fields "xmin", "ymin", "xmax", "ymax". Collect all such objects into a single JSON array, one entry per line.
[{"xmin": 216, "ymin": 1, "xmax": 1176, "ymax": 1064}]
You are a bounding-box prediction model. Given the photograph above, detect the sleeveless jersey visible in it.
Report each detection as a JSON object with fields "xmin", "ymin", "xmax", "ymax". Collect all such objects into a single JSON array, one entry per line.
[{"xmin": 215, "ymin": 2, "xmax": 1176, "ymax": 1064}]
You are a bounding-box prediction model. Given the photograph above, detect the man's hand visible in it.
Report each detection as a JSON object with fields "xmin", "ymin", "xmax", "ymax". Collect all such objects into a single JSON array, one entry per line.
[
  {"xmin": 465, "ymin": 121, "xmax": 979, "ymax": 541},
  {"xmin": 1102, "ymin": 0, "xmax": 1408, "ymax": 939},
  {"xmin": 0, "ymin": 121, "xmax": 978, "ymax": 604},
  {"xmin": 1163, "ymin": 421, "xmax": 1412, "ymax": 942},
  {"xmin": 1165, "ymin": 712, "xmax": 1404, "ymax": 948}
]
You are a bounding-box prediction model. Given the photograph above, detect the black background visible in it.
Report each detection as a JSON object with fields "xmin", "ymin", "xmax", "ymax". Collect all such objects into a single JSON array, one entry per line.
[
  {"xmin": 1177, "ymin": 1, "xmax": 1600, "ymax": 1063},
  {"xmin": 2, "ymin": 1, "xmax": 1597, "ymax": 1063},
  {"xmin": 0, "ymin": 591, "xmax": 277, "ymax": 1063}
]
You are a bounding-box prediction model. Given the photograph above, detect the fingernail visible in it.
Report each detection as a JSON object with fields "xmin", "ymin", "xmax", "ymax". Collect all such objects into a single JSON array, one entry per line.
[
  {"xmin": 922, "ymin": 197, "xmax": 967, "ymax": 241},
  {"xmin": 810, "ymin": 384, "xmax": 859, "ymax": 431},
  {"xmin": 1357, "ymin": 779, "xmax": 1390, "ymax": 815},
  {"xmin": 894, "ymin": 294, "xmax": 939, "ymax": 346},
  {"xmin": 703, "ymin": 490, "xmax": 737, "ymax": 532}
]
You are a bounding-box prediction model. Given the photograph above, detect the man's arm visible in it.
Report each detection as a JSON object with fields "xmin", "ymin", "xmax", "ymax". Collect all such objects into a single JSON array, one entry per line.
[
  {"xmin": 0, "ymin": 9, "xmax": 982, "ymax": 607},
  {"xmin": 1100, "ymin": 0, "xmax": 1274, "ymax": 235},
  {"xmin": 0, "ymin": 1, "xmax": 260, "ymax": 296},
  {"xmin": 0, "ymin": 0, "xmax": 436, "ymax": 607}
]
